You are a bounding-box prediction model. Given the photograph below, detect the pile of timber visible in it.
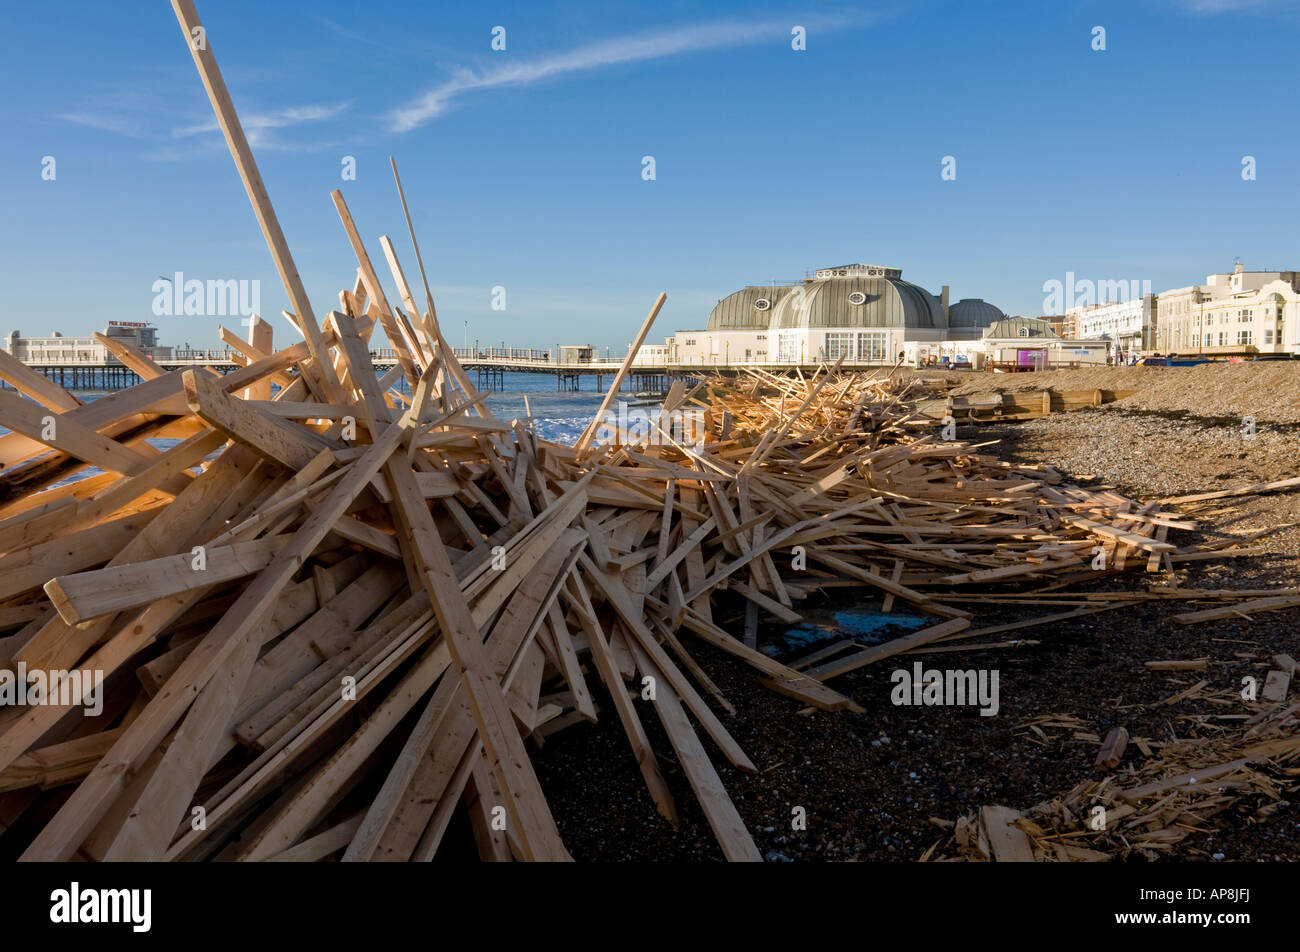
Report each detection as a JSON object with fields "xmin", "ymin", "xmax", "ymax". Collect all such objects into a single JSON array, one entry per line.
[
  {"xmin": 912, "ymin": 388, "xmax": 1138, "ymax": 423},
  {"xmin": 0, "ymin": 344, "xmax": 1268, "ymax": 862}
]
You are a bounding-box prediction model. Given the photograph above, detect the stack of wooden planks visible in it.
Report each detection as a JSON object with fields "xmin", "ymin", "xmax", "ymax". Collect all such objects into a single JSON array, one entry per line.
[
  {"xmin": 913, "ymin": 388, "xmax": 1138, "ymax": 423},
  {"xmin": 0, "ymin": 0, "xmax": 1276, "ymax": 863}
]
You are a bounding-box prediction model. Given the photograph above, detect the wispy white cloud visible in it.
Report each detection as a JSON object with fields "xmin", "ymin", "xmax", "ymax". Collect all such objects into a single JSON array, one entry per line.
[
  {"xmin": 59, "ymin": 112, "xmax": 153, "ymax": 138},
  {"xmin": 388, "ymin": 13, "xmax": 875, "ymax": 132},
  {"xmin": 171, "ymin": 102, "xmax": 352, "ymax": 147},
  {"xmin": 315, "ymin": 14, "xmax": 452, "ymax": 58},
  {"xmin": 1163, "ymin": 0, "xmax": 1293, "ymax": 12},
  {"xmin": 59, "ymin": 92, "xmax": 350, "ymax": 159}
]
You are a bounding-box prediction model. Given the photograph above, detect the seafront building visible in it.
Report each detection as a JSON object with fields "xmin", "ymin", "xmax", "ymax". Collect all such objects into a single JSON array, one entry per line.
[
  {"xmin": 979, "ymin": 317, "xmax": 1108, "ymax": 369},
  {"xmin": 669, "ymin": 264, "xmax": 1006, "ymax": 367},
  {"xmin": 3, "ymin": 322, "xmax": 172, "ymax": 364},
  {"xmin": 669, "ymin": 263, "xmax": 1109, "ymax": 368},
  {"xmin": 1153, "ymin": 263, "xmax": 1299, "ymax": 356},
  {"xmin": 1062, "ymin": 263, "xmax": 1300, "ymax": 359},
  {"xmin": 1065, "ymin": 296, "xmax": 1157, "ymax": 356}
]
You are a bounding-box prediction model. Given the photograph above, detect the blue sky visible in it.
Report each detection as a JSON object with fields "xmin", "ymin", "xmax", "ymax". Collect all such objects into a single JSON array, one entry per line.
[{"xmin": 3, "ymin": 0, "xmax": 1299, "ymax": 352}]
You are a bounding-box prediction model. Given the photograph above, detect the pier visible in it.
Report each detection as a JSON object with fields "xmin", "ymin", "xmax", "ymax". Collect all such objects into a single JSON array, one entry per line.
[{"xmin": 3, "ymin": 346, "xmax": 904, "ymax": 393}]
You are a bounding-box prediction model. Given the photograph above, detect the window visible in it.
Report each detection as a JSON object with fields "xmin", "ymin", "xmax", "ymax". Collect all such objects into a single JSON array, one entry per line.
[
  {"xmin": 1265, "ymin": 329, "xmax": 1274, "ymax": 344},
  {"xmin": 682, "ymin": 339, "xmax": 696, "ymax": 345},
  {"xmin": 857, "ymin": 332, "xmax": 886, "ymax": 362},
  {"xmin": 753, "ymin": 298, "xmax": 771, "ymax": 311},
  {"xmin": 1018, "ymin": 327, "xmax": 1031, "ymax": 337},
  {"xmin": 846, "ymin": 291, "xmax": 867, "ymax": 306},
  {"xmin": 824, "ymin": 332, "xmax": 853, "ymax": 361},
  {"xmin": 1238, "ymin": 329, "xmax": 1253, "ymax": 346},
  {"xmin": 777, "ymin": 332, "xmax": 800, "ymax": 362}
]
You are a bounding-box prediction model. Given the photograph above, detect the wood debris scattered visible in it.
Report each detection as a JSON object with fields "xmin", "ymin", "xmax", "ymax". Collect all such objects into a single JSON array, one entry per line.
[
  {"xmin": 935, "ymin": 699, "xmax": 1300, "ymax": 861},
  {"xmin": 0, "ymin": 0, "xmax": 1294, "ymax": 864},
  {"xmin": 0, "ymin": 310, "xmax": 1279, "ymax": 859}
]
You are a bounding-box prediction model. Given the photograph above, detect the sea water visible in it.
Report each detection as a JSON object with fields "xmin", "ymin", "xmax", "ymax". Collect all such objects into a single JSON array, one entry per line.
[{"xmin": 0, "ymin": 371, "xmax": 634, "ymax": 487}]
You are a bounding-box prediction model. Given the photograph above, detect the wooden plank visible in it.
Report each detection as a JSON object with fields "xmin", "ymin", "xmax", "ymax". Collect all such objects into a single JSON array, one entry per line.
[
  {"xmin": 1095, "ymin": 726, "xmax": 1128, "ymax": 770},
  {"xmin": 1144, "ymin": 659, "xmax": 1208, "ymax": 672},
  {"xmin": 1173, "ymin": 595, "xmax": 1300, "ymax": 624},
  {"xmin": 261, "ymin": 814, "xmax": 363, "ymax": 863},
  {"xmin": 93, "ymin": 333, "xmax": 165, "ymax": 380},
  {"xmin": 0, "ymin": 428, "xmax": 221, "ymax": 555},
  {"xmin": 581, "ymin": 555, "xmax": 755, "ymax": 772},
  {"xmin": 0, "ymin": 349, "xmax": 81, "ymax": 411},
  {"xmin": 169, "ymin": 0, "xmax": 340, "ymax": 402},
  {"xmin": 1117, "ymin": 758, "xmax": 1252, "ymax": 801},
  {"xmin": 0, "ymin": 390, "xmax": 159, "ymax": 477},
  {"xmin": 627, "ymin": 639, "xmax": 761, "ymax": 862},
  {"xmin": 329, "ymin": 191, "xmax": 420, "ymax": 386},
  {"xmin": 666, "ymin": 603, "xmax": 861, "ymax": 713},
  {"xmin": 1262, "ymin": 670, "xmax": 1290, "ymax": 704},
  {"xmin": 806, "ymin": 617, "xmax": 971, "ymax": 681},
  {"xmin": 563, "ymin": 575, "xmax": 678, "ymax": 828},
  {"xmin": 183, "ymin": 368, "xmax": 334, "ymax": 470},
  {"xmin": 573, "ymin": 292, "xmax": 667, "ymax": 457},
  {"xmin": 0, "ymin": 510, "xmax": 160, "ymax": 603},
  {"xmin": 44, "ymin": 536, "xmax": 287, "ymax": 625},
  {"xmin": 382, "ymin": 459, "xmax": 569, "ymax": 861},
  {"xmin": 979, "ymin": 805, "xmax": 1035, "ymax": 862}
]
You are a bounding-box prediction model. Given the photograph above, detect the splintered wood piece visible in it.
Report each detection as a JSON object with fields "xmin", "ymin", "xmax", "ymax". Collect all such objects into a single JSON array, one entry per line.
[
  {"xmin": 1262, "ymin": 670, "xmax": 1290, "ymax": 704},
  {"xmin": 1095, "ymin": 726, "xmax": 1129, "ymax": 770},
  {"xmin": 806, "ymin": 617, "xmax": 971, "ymax": 681},
  {"xmin": 979, "ymin": 805, "xmax": 1035, "ymax": 862}
]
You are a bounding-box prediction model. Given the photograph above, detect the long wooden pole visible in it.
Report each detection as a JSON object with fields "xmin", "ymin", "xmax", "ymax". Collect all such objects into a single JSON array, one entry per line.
[
  {"xmin": 389, "ymin": 157, "xmax": 493, "ymax": 419},
  {"xmin": 574, "ymin": 292, "xmax": 667, "ymax": 458},
  {"xmin": 170, "ymin": 0, "xmax": 340, "ymax": 403}
]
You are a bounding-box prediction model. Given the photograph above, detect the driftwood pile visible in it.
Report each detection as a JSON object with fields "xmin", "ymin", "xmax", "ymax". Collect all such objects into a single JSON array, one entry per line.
[{"xmin": 0, "ymin": 0, "xmax": 1283, "ymax": 863}]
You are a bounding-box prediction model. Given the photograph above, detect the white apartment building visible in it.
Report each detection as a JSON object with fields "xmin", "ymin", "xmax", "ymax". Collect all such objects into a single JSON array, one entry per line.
[
  {"xmin": 1154, "ymin": 263, "xmax": 1300, "ymax": 356},
  {"xmin": 1066, "ymin": 295, "xmax": 1157, "ymax": 356}
]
